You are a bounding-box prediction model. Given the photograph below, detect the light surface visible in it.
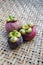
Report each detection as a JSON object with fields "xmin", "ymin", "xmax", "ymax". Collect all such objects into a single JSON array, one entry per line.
[{"xmin": 0, "ymin": 0, "xmax": 43, "ymax": 65}]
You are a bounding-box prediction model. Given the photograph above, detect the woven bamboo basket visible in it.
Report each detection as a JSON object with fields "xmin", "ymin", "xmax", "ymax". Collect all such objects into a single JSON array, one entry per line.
[{"xmin": 0, "ymin": 0, "xmax": 43, "ymax": 65}]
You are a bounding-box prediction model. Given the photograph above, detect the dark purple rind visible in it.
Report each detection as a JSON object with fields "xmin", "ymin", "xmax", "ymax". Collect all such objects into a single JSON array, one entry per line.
[
  {"xmin": 8, "ymin": 36, "xmax": 23, "ymax": 49},
  {"xmin": 22, "ymin": 26, "xmax": 36, "ymax": 41},
  {"xmin": 6, "ymin": 20, "xmax": 21, "ymax": 33}
]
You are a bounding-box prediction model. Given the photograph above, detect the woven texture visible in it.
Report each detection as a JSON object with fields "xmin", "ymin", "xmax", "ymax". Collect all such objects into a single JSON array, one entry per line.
[{"xmin": 0, "ymin": 0, "xmax": 43, "ymax": 65}]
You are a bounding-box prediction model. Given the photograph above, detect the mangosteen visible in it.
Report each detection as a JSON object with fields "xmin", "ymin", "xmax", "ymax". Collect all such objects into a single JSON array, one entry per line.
[
  {"xmin": 8, "ymin": 30, "xmax": 23, "ymax": 49},
  {"xmin": 20, "ymin": 23, "xmax": 36, "ymax": 41},
  {"xmin": 6, "ymin": 15, "xmax": 21, "ymax": 33}
]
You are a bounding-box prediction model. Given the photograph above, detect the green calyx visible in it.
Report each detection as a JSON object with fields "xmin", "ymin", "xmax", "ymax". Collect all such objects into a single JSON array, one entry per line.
[
  {"xmin": 20, "ymin": 29, "xmax": 25, "ymax": 34},
  {"xmin": 12, "ymin": 30, "xmax": 21, "ymax": 38},
  {"xmin": 28, "ymin": 22, "xmax": 33, "ymax": 27},
  {"xmin": 22, "ymin": 24, "xmax": 29, "ymax": 30},
  {"xmin": 25, "ymin": 28, "xmax": 32, "ymax": 33},
  {"xmin": 20, "ymin": 24, "xmax": 32, "ymax": 34},
  {"xmin": 8, "ymin": 32, "xmax": 13, "ymax": 38},
  {"xmin": 10, "ymin": 36, "xmax": 18, "ymax": 43},
  {"xmin": 8, "ymin": 30, "xmax": 21, "ymax": 43},
  {"xmin": 7, "ymin": 15, "xmax": 14, "ymax": 22},
  {"xmin": 9, "ymin": 30, "xmax": 21, "ymax": 38}
]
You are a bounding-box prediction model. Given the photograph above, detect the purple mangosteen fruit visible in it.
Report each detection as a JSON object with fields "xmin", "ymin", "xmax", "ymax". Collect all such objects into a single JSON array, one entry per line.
[
  {"xmin": 20, "ymin": 23, "xmax": 36, "ymax": 41},
  {"xmin": 8, "ymin": 30, "xmax": 23, "ymax": 49},
  {"xmin": 6, "ymin": 15, "xmax": 21, "ymax": 33}
]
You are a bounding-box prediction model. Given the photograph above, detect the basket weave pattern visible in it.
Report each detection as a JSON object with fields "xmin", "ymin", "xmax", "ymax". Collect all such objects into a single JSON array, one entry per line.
[{"xmin": 0, "ymin": 0, "xmax": 43, "ymax": 65}]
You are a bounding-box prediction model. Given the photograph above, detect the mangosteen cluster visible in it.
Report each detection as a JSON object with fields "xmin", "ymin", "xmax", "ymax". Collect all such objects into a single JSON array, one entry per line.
[{"xmin": 6, "ymin": 15, "xmax": 36, "ymax": 49}]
